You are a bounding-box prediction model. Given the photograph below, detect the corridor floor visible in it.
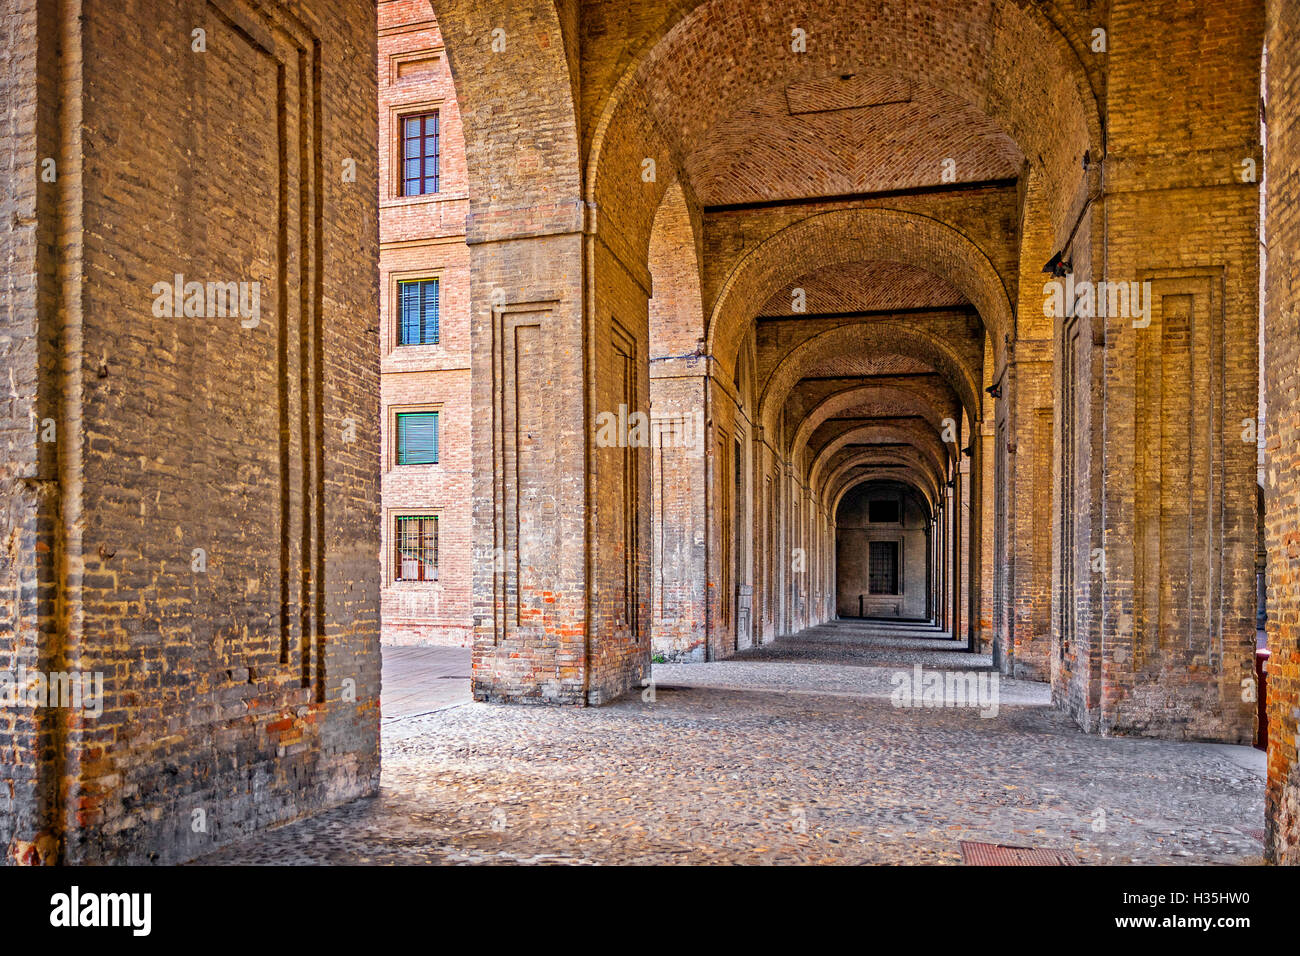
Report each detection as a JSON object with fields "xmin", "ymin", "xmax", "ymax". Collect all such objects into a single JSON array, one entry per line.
[{"xmin": 200, "ymin": 620, "xmax": 1266, "ymax": 865}]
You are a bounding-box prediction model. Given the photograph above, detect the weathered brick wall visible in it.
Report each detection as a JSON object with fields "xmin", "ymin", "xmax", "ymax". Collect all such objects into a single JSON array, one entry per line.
[
  {"xmin": 378, "ymin": 1, "xmax": 472, "ymax": 647},
  {"xmin": 1063, "ymin": 0, "xmax": 1264, "ymax": 742},
  {"xmin": 1264, "ymin": 0, "xmax": 1300, "ymax": 865},
  {"xmin": 3, "ymin": 0, "xmax": 381, "ymax": 864},
  {"xmin": 588, "ymin": 237, "xmax": 654, "ymax": 699},
  {"xmin": 0, "ymin": 0, "xmax": 57, "ymax": 864},
  {"xmin": 426, "ymin": 0, "xmax": 657, "ymax": 706},
  {"xmin": 467, "ymin": 230, "xmax": 596, "ymax": 703},
  {"xmin": 648, "ymin": 375, "xmax": 707, "ymax": 659}
]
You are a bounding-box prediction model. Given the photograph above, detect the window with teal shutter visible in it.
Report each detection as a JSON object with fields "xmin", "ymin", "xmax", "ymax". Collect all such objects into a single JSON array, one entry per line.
[
  {"xmin": 396, "ymin": 411, "xmax": 439, "ymax": 464},
  {"xmin": 398, "ymin": 278, "xmax": 439, "ymax": 345}
]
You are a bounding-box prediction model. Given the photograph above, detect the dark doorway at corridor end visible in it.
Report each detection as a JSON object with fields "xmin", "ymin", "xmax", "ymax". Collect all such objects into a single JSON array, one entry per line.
[{"xmin": 835, "ymin": 481, "xmax": 933, "ymax": 622}]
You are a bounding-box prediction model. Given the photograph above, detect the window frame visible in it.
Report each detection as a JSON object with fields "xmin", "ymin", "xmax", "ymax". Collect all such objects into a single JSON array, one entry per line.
[
  {"xmin": 399, "ymin": 109, "xmax": 440, "ymax": 197},
  {"xmin": 388, "ymin": 402, "xmax": 443, "ymax": 470},
  {"xmin": 868, "ymin": 539, "xmax": 901, "ymax": 595},
  {"xmin": 386, "ymin": 268, "xmax": 445, "ymax": 354},
  {"xmin": 395, "ymin": 276, "xmax": 441, "ymax": 347},
  {"xmin": 386, "ymin": 98, "xmax": 446, "ymax": 202},
  {"xmin": 392, "ymin": 513, "xmax": 439, "ymax": 583},
  {"xmin": 393, "ymin": 408, "xmax": 440, "ymax": 467}
]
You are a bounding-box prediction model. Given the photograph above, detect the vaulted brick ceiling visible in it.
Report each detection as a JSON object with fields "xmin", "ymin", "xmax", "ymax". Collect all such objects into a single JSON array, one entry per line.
[
  {"xmin": 691, "ymin": 73, "xmax": 1023, "ymax": 206},
  {"xmin": 796, "ymin": 351, "xmax": 934, "ymax": 379},
  {"xmin": 758, "ymin": 261, "xmax": 970, "ymax": 316},
  {"xmin": 621, "ymin": 0, "xmax": 1082, "ymax": 208},
  {"xmin": 624, "ymin": 0, "xmax": 1051, "ymax": 499}
]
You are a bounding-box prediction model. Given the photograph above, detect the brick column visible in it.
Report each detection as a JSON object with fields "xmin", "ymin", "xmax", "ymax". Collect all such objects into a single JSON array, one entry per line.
[
  {"xmin": 1060, "ymin": 0, "xmax": 1264, "ymax": 741},
  {"xmin": 430, "ymin": 0, "xmax": 651, "ymax": 704},
  {"xmin": 1264, "ymin": 0, "xmax": 1300, "ymax": 864},
  {"xmin": 951, "ymin": 466, "xmax": 962, "ymax": 641},
  {"xmin": 1006, "ymin": 171, "xmax": 1058, "ymax": 679},
  {"xmin": 648, "ymin": 361, "xmax": 708, "ymax": 661},
  {"xmin": 754, "ymin": 432, "xmax": 778, "ymax": 641},
  {"xmin": 977, "ymin": 415, "xmax": 996, "ymax": 651},
  {"xmin": 1005, "ymin": 346, "xmax": 1054, "ymax": 678}
]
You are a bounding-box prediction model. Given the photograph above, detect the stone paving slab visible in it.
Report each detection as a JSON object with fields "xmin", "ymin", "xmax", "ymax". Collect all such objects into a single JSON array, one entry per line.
[
  {"xmin": 381, "ymin": 646, "xmax": 471, "ymax": 720},
  {"xmin": 655, "ymin": 620, "xmax": 1047, "ymax": 704},
  {"xmin": 200, "ymin": 622, "xmax": 1265, "ymax": 865}
]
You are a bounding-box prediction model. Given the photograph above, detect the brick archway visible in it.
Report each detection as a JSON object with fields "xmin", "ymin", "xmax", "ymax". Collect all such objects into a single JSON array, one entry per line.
[
  {"xmin": 711, "ymin": 209, "xmax": 1012, "ymax": 380},
  {"xmin": 424, "ymin": 0, "xmax": 582, "ymax": 216},
  {"xmin": 830, "ymin": 466, "xmax": 939, "ymax": 519},
  {"xmin": 756, "ymin": 318, "xmax": 982, "ymax": 436},
  {"xmin": 585, "ymin": 0, "xmax": 1102, "ymax": 253},
  {"xmin": 789, "ymin": 382, "xmax": 957, "ymax": 471},
  {"xmin": 807, "ymin": 423, "xmax": 951, "ymax": 502},
  {"xmin": 832, "ymin": 471, "xmax": 937, "ymax": 516}
]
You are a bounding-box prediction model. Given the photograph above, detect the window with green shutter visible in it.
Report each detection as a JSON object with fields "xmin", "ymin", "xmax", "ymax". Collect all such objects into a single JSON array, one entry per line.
[{"xmin": 396, "ymin": 411, "xmax": 439, "ymax": 465}]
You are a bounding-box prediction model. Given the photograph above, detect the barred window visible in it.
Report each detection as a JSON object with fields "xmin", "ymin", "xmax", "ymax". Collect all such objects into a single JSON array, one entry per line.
[
  {"xmin": 396, "ymin": 411, "xmax": 438, "ymax": 465},
  {"xmin": 395, "ymin": 515, "xmax": 438, "ymax": 582},
  {"xmin": 401, "ymin": 111, "xmax": 439, "ymax": 196},
  {"xmin": 868, "ymin": 540, "xmax": 898, "ymax": 595},
  {"xmin": 397, "ymin": 278, "xmax": 439, "ymax": 346}
]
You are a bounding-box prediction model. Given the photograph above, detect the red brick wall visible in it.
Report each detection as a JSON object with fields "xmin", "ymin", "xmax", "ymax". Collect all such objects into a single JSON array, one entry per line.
[
  {"xmin": 1058, "ymin": 0, "xmax": 1265, "ymax": 742},
  {"xmin": 836, "ymin": 484, "xmax": 928, "ymax": 619}
]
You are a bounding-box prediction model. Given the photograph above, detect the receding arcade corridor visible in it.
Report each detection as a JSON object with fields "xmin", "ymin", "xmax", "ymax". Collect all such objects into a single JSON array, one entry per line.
[
  {"xmin": 199, "ymin": 621, "xmax": 1264, "ymax": 865},
  {"xmin": 2, "ymin": 0, "xmax": 1297, "ymax": 878}
]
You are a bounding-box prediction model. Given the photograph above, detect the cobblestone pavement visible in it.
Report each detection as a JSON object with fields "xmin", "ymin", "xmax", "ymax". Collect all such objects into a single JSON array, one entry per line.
[{"xmin": 200, "ymin": 620, "xmax": 1266, "ymax": 865}]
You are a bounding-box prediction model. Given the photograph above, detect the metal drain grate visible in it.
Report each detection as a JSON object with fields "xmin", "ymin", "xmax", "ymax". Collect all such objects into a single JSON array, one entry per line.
[{"xmin": 960, "ymin": 840, "xmax": 1079, "ymax": 866}]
